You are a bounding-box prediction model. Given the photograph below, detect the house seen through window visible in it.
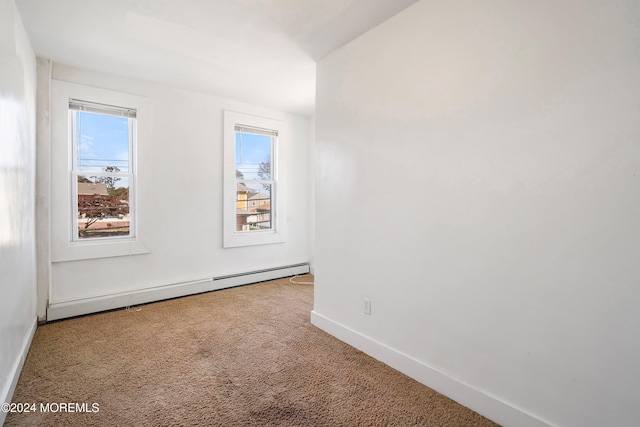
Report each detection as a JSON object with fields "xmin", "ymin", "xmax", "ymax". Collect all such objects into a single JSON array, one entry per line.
[{"xmin": 70, "ymin": 99, "xmax": 136, "ymax": 240}]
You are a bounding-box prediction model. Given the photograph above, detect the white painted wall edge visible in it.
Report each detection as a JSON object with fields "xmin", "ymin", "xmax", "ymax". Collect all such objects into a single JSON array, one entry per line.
[
  {"xmin": 310, "ymin": 311, "xmax": 555, "ymax": 427},
  {"xmin": 47, "ymin": 263, "xmax": 310, "ymax": 321},
  {"xmin": 0, "ymin": 318, "xmax": 37, "ymax": 426}
]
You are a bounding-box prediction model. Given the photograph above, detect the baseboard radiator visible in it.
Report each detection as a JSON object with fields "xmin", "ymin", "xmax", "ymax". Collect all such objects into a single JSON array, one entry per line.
[{"xmin": 47, "ymin": 263, "xmax": 310, "ymax": 321}]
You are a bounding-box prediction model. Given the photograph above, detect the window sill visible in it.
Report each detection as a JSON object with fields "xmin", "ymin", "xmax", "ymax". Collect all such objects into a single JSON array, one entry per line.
[
  {"xmin": 223, "ymin": 230, "xmax": 285, "ymax": 248},
  {"xmin": 51, "ymin": 238, "xmax": 150, "ymax": 262}
]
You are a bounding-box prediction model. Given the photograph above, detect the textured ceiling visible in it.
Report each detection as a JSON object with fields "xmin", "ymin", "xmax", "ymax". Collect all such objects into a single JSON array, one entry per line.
[{"xmin": 15, "ymin": 0, "xmax": 419, "ymax": 115}]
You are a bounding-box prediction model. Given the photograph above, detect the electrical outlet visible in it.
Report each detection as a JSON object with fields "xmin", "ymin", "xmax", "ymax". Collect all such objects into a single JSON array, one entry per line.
[{"xmin": 363, "ymin": 297, "xmax": 371, "ymax": 315}]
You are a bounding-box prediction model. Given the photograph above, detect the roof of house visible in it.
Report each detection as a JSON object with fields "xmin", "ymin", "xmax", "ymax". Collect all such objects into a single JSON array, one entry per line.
[
  {"xmin": 236, "ymin": 183, "xmax": 252, "ymax": 193},
  {"xmin": 255, "ymin": 202, "xmax": 271, "ymax": 212},
  {"xmin": 236, "ymin": 209, "xmax": 254, "ymax": 216},
  {"xmin": 77, "ymin": 182, "xmax": 108, "ymax": 195},
  {"xmin": 249, "ymin": 192, "xmax": 269, "ymax": 200}
]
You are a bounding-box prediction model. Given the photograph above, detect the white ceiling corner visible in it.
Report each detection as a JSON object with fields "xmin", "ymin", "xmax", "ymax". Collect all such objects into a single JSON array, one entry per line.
[{"xmin": 15, "ymin": 0, "xmax": 419, "ymax": 115}]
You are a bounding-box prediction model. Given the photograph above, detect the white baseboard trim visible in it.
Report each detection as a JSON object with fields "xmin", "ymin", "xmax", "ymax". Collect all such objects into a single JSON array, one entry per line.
[
  {"xmin": 47, "ymin": 263, "xmax": 309, "ymax": 321},
  {"xmin": 310, "ymin": 310, "xmax": 554, "ymax": 427},
  {"xmin": 1, "ymin": 318, "xmax": 37, "ymax": 426}
]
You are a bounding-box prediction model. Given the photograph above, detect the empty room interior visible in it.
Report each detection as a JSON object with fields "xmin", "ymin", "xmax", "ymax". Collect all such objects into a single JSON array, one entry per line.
[{"xmin": 2, "ymin": 0, "xmax": 639, "ymax": 426}]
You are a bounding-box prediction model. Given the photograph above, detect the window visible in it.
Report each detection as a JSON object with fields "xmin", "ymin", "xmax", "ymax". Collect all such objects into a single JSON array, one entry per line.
[
  {"xmin": 70, "ymin": 100, "xmax": 136, "ymax": 241},
  {"xmin": 224, "ymin": 111, "xmax": 285, "ymax": 248},
  {"xmin": 50, "ymin": 81, "xmax": 149, "ymax": 262}
]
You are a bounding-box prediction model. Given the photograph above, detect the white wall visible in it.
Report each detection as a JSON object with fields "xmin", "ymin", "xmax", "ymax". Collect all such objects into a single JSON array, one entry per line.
[
  {"xmin": 313, "ymin": 1, "xmax": 640, "ymax": 426},
  {"xmin": 42, "ymin": 64, "xmax": 311, "ymax": 312},
  {"xmin": 35, "ymin": 57, "xmax": 51, "ymax": 320},
  {"xmin": 0, "ymin": 0, "xmax": 37, "ymax": 420},
  {"xmin": 308, "ymin": 116, "xmax": 316, "ymax": 273}
]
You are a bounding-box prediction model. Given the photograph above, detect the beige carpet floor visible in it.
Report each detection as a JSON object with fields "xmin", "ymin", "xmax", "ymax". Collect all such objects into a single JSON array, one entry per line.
[{"xmin": 6, "ymin": 276, "xmax": 499, "ymax": 426}]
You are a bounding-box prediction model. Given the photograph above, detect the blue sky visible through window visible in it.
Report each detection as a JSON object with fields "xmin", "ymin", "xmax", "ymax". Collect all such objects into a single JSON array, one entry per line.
[
  {"xmin": 76, "ymin": 111, "xmax": 129, "ymax": 173},
  {"xmin": 235, "ymin": 132, "xmax": 271, "ymax": 181}
]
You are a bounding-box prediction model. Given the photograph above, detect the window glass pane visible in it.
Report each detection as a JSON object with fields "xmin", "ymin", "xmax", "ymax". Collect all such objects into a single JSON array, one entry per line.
[
  {"xmin": 75, "ymin": 111, "xmax": 130, "ymax": 172},
  {"xmin": 77, "ymin": 175, "xmax": 130, "ymax": 239},
  {"xmin": 235, "ymin": 132, "xmax": 271, "ymax": 180},
  {"xmin": 235, "ymin": 182, "xmax": 271, "ymax": 232}
]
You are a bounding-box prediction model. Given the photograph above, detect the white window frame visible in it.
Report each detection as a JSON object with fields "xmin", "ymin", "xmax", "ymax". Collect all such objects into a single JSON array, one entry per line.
[
  {"xmin": 50, "ymin": 81, "xmax": 150, "ymax": 262},
  {"xmin": 223, "ymin": 111, "xmax": 286, "ymax": 248}
]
